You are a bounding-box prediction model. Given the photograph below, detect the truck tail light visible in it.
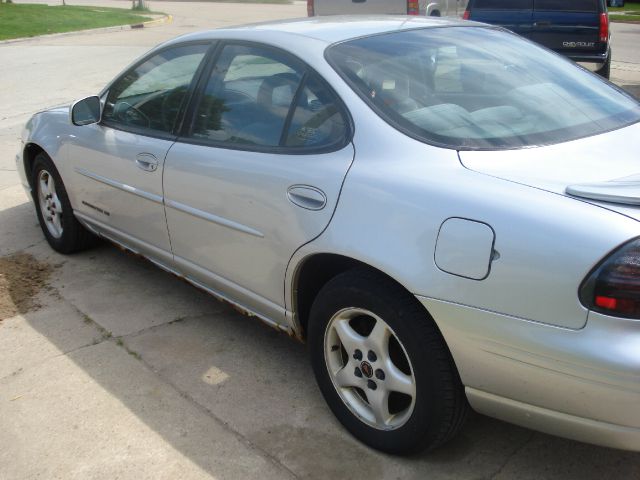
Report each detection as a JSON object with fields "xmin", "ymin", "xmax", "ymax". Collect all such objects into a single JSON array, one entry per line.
[
  {"xmin": 580, "ymin": 238, "xmax": 640, "ymax": 319},
  {"xmin": 463, "ymin": 9, "xmax": 470, "ymax": 20},
  {"xmin": 407, "ymin": 1, "xmax": 419, "ymax": 15},
  {"xmin": 599, "ymin": 12, "xmax": 609, "ymax": 43},
  {"xmin": 308, "ymin": 0, "xmax": 314, "ymax": 16}
]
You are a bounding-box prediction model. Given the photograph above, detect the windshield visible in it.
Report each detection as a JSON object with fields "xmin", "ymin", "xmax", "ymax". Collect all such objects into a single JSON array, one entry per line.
[{"xmin": 326, "ymin": 27, "xmax": 640, "ymax": 150}]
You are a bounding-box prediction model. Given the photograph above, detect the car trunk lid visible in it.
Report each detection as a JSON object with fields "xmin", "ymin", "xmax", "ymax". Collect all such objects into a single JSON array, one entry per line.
[{"xmin": 457, "ymin": 122, "xmax": 640, "ymax": 221}]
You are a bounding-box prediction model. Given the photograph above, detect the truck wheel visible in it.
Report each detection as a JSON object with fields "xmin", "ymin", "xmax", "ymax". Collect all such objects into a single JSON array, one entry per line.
[{"xmin": 596, "ymin": 52, "xmax": 611, "ymax": 80}]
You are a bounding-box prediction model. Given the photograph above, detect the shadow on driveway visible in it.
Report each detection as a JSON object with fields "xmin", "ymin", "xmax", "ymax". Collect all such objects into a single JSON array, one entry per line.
[{"xmin": 1, "ymin": 197, "xmax": 640, "ymax": 479}]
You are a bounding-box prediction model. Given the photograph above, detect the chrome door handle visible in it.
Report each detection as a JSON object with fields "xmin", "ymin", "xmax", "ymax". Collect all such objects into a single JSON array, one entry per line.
[
  {"xmin": 287, "ymin": 185, "xmax": 327, "ymax": 211},
  {"xmin": 135, "ymin": 153, "xmax": 158, "ymax": 172}
]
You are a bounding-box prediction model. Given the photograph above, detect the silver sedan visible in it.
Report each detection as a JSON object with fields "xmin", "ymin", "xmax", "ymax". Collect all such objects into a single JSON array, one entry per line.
[{"xmin": 16, "ymin": 16, "xmax": 640, "ymax": 454}]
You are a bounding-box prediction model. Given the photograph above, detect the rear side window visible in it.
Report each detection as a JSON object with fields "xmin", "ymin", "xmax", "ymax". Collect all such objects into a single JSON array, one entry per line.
[
  {"xmin": 284, "ymin": 75, "xmax": 348, "ymax": 148},
  {"xmin": 472, "ymin": 0, "xmax": 533, "ymax": 9},
  {"xmin": 534, "ymin": 0, "xmax": 598, "ymax": 11},
  {"xmin": 190, "ymin": 43, "xmax": 349, "ymax": 151},
  {"xmin": 192, "ymin": 44, "xmax": 303, "ymax": 147}
]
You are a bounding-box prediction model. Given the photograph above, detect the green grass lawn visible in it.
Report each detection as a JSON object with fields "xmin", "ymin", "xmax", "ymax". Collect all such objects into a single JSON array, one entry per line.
[
  {"xmin": 610, "ymin": 14, "xmax": 640, "ymax": 21},
  {"xmin": 610, "ymin": 2, "xmax": 640, "ymax": 21},
  {"xmin": 609, "ymin": 3, "xmax": 640, "ymax": 13},
  {"xmin": 0, "ymin": 4, "xmax": 154, "ymax": 41}
]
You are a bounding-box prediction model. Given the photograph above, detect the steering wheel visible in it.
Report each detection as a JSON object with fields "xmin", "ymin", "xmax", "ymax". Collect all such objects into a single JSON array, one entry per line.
[{"xmin": 116, "ymin": 101, "xmax": 151, "ymax": 129}]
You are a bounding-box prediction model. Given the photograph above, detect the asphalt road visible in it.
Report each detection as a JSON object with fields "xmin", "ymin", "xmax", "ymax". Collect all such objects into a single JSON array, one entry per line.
[{"xmin": 1, "ymin": 3, "xmax": 639, "ymax": 479}]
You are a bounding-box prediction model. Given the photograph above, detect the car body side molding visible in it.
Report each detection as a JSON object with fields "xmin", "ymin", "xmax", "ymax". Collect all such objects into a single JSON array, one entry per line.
[{"xmin": 74, "ymin": 167, "xmax": 163, "ymax": 205}]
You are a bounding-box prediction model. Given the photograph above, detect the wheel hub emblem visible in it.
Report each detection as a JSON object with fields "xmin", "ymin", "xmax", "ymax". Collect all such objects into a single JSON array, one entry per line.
[{"xmin": 360, "ymin": 361, "xmax": 373, "ymax": 378}]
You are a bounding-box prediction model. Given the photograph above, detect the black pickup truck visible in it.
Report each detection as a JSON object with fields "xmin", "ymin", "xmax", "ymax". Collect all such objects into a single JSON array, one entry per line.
[{"xmin": 464, "ymin": 0, "xmax": 612, "ymax": 78}]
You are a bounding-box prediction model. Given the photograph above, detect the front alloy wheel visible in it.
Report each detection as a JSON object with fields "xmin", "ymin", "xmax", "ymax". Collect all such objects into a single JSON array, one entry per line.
[
  {"xmin": 37, "ymin": 169, "xmax": 64, "ymax": 239},
  {"xmin": 31, "ymin": 152, "xmax": 95, "ymax": 254}
]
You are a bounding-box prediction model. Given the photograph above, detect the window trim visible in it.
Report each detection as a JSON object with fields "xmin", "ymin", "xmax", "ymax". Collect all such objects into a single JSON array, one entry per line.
[
  {"xmin": 98, "ymin": 40, "xmax": 218, "ymax": 141},
  {"xmin": 177, "ymin": 40, "xmax": 354, "ymax": 156}
]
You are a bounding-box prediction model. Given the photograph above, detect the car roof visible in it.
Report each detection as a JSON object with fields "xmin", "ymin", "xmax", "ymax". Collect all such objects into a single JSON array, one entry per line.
[{"xmin": 168, "ymin": 15, "xmax": 473, "ymax": 46}]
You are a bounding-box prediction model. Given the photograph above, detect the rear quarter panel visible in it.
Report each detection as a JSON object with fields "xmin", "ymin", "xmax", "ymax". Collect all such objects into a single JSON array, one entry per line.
[{"xmin": 287, "ymin": 99, "xmax": 640, "ymax": 331}]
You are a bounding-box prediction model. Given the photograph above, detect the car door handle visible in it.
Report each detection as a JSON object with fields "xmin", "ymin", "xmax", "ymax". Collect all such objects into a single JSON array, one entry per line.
[
  {"xmin": 135, "ymin": 153, "xmax": 158, "ymax": 172},
  {"xmin": 534, "ymin": 21, "xmax": 551, "ymax": 27},
  {"xmin": 287, "ymin": 185, "xmax": 327, "ymax": 211}
]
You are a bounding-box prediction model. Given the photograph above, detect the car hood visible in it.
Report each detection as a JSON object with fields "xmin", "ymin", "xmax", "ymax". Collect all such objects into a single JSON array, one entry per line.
[
  {"xmin": 38, "ymin": 104, "xmax": 70, "ymax": 116},
  {"xmin": 458, "ymin": 122, "xmax": 640, "ymax": 222}
]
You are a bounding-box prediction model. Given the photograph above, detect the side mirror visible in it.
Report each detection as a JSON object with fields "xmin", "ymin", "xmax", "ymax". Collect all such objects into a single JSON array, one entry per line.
[{"xmin": 70, "ymin": 96, "xmax": 101, "ymax": 126}]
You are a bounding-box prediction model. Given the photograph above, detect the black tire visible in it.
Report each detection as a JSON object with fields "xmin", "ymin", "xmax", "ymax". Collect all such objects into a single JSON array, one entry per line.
[
  {"xmin": 308, "ymin": 267, "xmax": 468, "ymax": 454},
  {"xmin": 31, "ymin": 152, "xmax": 95, "ymax": 254},
  {"xmin": 596, "ymin": 52, "xmax": 611, "ymax": 80},
  {"xmin": 430, "ymin": 10, "xmax": 441, "ymax": 16}
]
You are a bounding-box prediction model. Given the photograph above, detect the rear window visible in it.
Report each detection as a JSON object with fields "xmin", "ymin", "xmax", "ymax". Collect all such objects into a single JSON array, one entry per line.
[
  {"xmin": 472, "ymin": 0, "xmax": 533, "ymax": 9},
  {"xmin": 534, "ymin": 0, "xmax": 599, "ymax": 11},
  {"xmin": 327, "ymin": 27, "xmax": 640, "ymax": 150}
]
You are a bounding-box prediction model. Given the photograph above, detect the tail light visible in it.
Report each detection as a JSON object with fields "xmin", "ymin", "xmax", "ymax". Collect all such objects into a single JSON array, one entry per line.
[
  {"xmin": 599, "ymin": 12, "xmax": 609, "ymax": 43},
  {"xmin": 580, "ymin": 238, "xmax": 640, "ymax": 319},
  {"xmin": 407, "ymin": 0, "xmax": 419, "ymax": 15},
  {"xmin": 463, "ymin": 9, "xmax": 470, "ymax": 20},
  {"xmin": 307, "ymin": 0, "xmax": 314, "ymax": 16}
]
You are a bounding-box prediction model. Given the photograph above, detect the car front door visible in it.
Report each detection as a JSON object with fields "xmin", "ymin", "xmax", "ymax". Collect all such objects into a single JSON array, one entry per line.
[
  {"xmin": 66, "ymin": 42, "xmax": 210, "ymax": 262},
  {"xmin": 163, "ymin": 42, "xmax": 354, "ymax": 324}
]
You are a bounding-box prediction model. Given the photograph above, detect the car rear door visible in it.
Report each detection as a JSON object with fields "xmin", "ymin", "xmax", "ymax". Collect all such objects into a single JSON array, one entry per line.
[
  {"xmin": 529, "ymin": 0, "xmax": 604, "ymax": 57},
  {"xmin": 162, "ymin": 42, "xmax": 354, "ymax": 323},
  {"xmin": 313, "ymin": 0, "xmax": 407, "ymax": 15},
  {"xmin": 466, "ymin": 0, "xmax": 534, "ymax": 35}
]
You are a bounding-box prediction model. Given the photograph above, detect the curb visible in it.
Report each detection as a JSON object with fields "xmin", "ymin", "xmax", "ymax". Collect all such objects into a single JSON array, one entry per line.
[{"xmin": 0, "ymin": 14, "xmax": 173, "ymax": 45}]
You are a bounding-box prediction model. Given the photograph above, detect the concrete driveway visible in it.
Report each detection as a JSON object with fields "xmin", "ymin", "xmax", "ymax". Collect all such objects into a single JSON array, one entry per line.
[{"xmin": 1, "ymin": 3, "xmax": 640, "ymax": 479}]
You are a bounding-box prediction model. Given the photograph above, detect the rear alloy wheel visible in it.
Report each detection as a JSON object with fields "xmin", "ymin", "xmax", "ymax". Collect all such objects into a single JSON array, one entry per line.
[
  {"xmin": 308, "ymin": 268, "xmax": 468, "ymax": 454},
  {"xmin": 324, "ymin": 307, "xmax": 417, "ymax": 430},
  {"xmin": 32, "ymin": 152, "xmax": 95, "ymax": 254}
]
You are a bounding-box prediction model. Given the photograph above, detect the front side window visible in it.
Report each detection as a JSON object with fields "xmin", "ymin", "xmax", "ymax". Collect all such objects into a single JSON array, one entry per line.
[
  {"xmin": 190, "ymin": 43, "xmax": 349, "ymax": 150},
  {"xmin": 327, "ymin": 27, "xmax": 640, "ymax": 150},
  {"xmin": 102, "ymin": 43, "xmax": 209, "ymax": 135}
]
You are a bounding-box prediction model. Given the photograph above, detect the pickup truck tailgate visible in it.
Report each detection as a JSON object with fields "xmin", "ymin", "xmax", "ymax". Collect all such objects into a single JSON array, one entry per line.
[{"xmin": 529, "ymin": 0, "xmax": 604, "ymax": 56}]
